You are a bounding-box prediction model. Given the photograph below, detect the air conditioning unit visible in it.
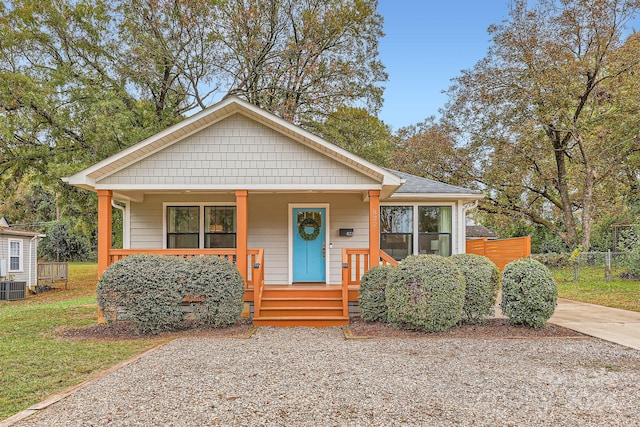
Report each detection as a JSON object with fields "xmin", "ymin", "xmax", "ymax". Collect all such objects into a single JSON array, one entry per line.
[{"xmin": 0, "ymin": 259, "xmax": 6, "ymax": 278}]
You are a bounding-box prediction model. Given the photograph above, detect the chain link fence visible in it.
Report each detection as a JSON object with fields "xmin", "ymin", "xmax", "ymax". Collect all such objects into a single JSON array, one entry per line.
[{"xmin": 532, "ymin": 251, "xmax": 639, "ymax": 281}]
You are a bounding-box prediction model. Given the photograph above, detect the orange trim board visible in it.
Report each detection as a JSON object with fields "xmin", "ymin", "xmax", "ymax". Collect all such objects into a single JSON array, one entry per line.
[
  {"xmin": 235, "ymin": 190, "xmax": 248, "ymax": 282},
  {"xmin": 97, "ymin": 190, "xmax": 112, "ymax": 276}
]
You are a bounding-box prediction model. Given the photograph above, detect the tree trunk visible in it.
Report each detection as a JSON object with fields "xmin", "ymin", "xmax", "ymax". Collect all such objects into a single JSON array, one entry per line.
[
  {"xmin": 578, "ymin": 134, "xmax": 596, "ymax": 251},
  {"xmin": 550, "ymin": 131, "xmax": 578, "ymax": 248}
]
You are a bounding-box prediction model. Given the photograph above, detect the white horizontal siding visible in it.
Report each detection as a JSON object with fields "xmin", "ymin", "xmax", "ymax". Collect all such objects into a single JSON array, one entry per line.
[
  {"xmin": 249, "ymin": 193, "xmax": 369, "ymax": 285},
  {"xmin": 129, "ymin": 193, "xmax": 237, "ymax": 249},
  {"xmin": 0, "ymin": 234, "xmax": 38, "ymax": 286},
  {"xmin": 127, "ymin": 192, "xmax": 370, "ymax": 284},
  {"xmin": 97, "ymin": 114, "xmax": 379, "ymax": 188}
]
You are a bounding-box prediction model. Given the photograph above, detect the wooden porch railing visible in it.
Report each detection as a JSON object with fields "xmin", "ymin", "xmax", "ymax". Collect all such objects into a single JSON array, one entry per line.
[
  {"xmin": 107, "ymin": 248, "xmax": 262, "ymax": 290},
  {"xmin": 108, "ymin": 248, "xmax": 237, "ymax": 264},
  {"xmin": 341, "ymin": 248, "xmax": 399, "ymax": 288},
  {"xmin": 252, "ymin": 249, "xmax": 265, "ymax": 317}
]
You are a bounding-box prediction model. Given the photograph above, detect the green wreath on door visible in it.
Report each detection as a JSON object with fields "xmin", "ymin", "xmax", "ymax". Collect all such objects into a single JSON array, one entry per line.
[{"xmin": 298, "ymin": 217, "xmax": 321, "ymax": 241}]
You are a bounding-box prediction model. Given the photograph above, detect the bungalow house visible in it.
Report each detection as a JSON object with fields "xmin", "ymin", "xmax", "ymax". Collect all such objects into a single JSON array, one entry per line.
[
  {"xmin": 0, "ymin": 217, "xmax": 45, "ymax": 289},
  {"xmin": 64, "ymin": 97, "xmax": 483, "ymax": 326}
]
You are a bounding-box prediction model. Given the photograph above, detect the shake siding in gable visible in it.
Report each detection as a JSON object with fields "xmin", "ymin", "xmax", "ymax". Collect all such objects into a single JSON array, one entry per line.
[{"xmin": 97, "ymin": 113, "xmax": 379, "ymax": 188}]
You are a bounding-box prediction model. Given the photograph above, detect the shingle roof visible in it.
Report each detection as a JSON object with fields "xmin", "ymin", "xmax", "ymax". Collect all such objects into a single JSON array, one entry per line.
[
  {"xmin": 0, "ymin": 226, "xmax": 45, "ymax": 238},
  {"xmin": 386, "ymin": 169, "xmax": 482, "ymax": 195},
  {"xmin": 466, "ymin": 225, "xmax": 498, "ymax": 238}
]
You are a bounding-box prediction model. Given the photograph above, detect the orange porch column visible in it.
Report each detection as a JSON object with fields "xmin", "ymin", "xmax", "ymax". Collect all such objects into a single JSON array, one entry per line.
[
  {"xmin": 236, "ymin": 190, "xmax": 248, "ymax": 283},
  {"xmin": 97, "ymin": 190, "xmax": 113, "ymax": 276},
  {"xmin": 369, "ymin": 190, "xmax": 380, "ymax": 267}
]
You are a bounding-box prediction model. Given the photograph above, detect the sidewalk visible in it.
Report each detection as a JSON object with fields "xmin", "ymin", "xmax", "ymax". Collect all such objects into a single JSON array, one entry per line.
[{"xmin": 550, "ymin": 298, "xmax": 640, "ymax": 350}]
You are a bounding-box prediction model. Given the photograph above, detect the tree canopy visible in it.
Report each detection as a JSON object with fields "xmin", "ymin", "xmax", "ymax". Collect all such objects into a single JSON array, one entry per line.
[
  {"xmin": 0, "ymin": 0, "xmax": 386, "ymax": 247},
  {"xmin": 308, "ymin": 105, "xmax": 394, "ymax": 166},
  {"xmin": 396, "ymin": 0, "xmax": 640, "ymax": 250}
]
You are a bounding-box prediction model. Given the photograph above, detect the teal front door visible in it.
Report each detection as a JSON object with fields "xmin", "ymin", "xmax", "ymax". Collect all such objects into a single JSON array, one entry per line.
[{"xmin": 293, "ymin": 207, "xmax": 326, "ymax": 283}]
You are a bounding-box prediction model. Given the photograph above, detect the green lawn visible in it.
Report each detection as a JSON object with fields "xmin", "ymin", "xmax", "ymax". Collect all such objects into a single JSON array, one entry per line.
[
  {"xmin": 553, "ymin": 266, "xmax": 640, "ymax": 312},
  {"xmin": 0, "ymin": 263, "xmax": 162, "ymax": 420}
]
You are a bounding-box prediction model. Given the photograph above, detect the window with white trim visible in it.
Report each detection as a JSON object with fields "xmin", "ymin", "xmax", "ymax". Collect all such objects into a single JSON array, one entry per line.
[
  {"xmin": 166, "ymin": 205, "xmax": 237, "ymax": 249},
  {"xmin": 204, "ymin": 206, "xmax": 237, "ymax": 248},
  {"xmin": 417, "ymin": 206, "xmax": 452, "ymax": 257},
  {"xmin": 167, "ymin": 206, "xmax": 200, "ymax": 248},
  {"xmin": 380, "ymin": 205, "xmax": 453, "ymax": 261},
  {"xmin": 380, "ymin": 206, "xmax": 413, "ymax": 261},
  {"xmin": 8, "ymin": 239, "xmax": 23, "ymax": 272}
]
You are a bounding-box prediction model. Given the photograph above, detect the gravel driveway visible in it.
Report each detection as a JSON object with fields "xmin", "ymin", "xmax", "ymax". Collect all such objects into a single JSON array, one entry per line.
[{"xmin": 16, "ymin": 327, "xmax": 640, "ymax": 427}]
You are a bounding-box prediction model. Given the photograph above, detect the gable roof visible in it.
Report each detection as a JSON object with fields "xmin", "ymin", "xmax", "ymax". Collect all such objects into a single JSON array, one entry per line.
[
  {"xmin": 386, "ymin": 169, "xmax": 482, "ymax": 199},
  {"xmin": 64, "ymin": 96, "xmax": 403, "ymax": 196}
]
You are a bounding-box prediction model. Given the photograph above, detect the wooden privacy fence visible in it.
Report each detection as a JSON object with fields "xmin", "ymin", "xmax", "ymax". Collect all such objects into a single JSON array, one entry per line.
[
  {"xmin": 466, "ymin": 236, "xmax": 531, "ymax": 271},
  {"xmin": 37, "ymin": 262, "xmax": 69, "ymax": 289}
]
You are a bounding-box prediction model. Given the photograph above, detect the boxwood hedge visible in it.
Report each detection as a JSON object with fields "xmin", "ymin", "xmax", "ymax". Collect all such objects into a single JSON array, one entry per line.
[
  {"xmin": 386, "ymin": 255, "xmax": 465, "ymax": 332},
  {"xmin": 451, "ymin": 254, "xmax": 500, "ymax": 324},
  {"xmin": 97, "ymin": 254, "xmax": 244, "ymax": 334},
  {"xmin": 183, "ymin": 256, "xmax": 244, "ymax": 327},
  {"xmin": 500, "ymin": 258, "xmax": 558, "ymax": 328},
  {"xmin": 358, "ymin": 265, "xmax": 394, "ymax": 322}
]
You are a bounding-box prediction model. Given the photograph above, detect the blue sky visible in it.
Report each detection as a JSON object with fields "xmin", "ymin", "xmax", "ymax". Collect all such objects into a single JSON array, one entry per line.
[{"xmin": 377, "ymin": 1, "xmax": 511, "ymax": 130}]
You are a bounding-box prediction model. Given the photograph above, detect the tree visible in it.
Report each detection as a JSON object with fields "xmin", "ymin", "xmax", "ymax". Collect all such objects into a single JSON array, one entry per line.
[
  {"xmin": 0, "ymin": 0, "xmax": 185, "ymax": 238},
  {"xmin": 0, "ymin": 0, "xmax": 387, "ymax": 255},
  {"xmin": 439, "ymin": 0, "xmax": 640, "ymax": 250},
  {"xmin": 307, "ymin": 105, "xmax": 394, "ymax": 166},
  {"xmin": 216, "ymin": 0, "xmax": 387, "ymax": 125},
  {"xmin": 118, "ymin": 0, "xmax": 221, "ymax": 118},
  {"xmin": 392, "ymin": 118, "xmax": 474, "ymax": 186}
]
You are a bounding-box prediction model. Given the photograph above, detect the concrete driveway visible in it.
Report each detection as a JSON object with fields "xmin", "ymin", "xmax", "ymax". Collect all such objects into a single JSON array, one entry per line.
[{"xmin": 550, "ymin": 298, "xmax": 640, "ymax": 350}]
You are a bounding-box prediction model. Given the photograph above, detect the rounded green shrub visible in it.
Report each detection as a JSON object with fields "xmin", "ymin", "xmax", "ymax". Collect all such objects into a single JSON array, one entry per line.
[
  {"xmin": 97, "ymin": 254, "xmax": 245, "ymax": 334},
  {"xmin": 386, "ymin": 255, "xmax": 465, "ymax": 332},
  {"xmin": 451, "ymin": 254, "xmax": 500, "ymax": 324},
  {"xmin": 97, "ymin": 254, "xmax": 186, "ymax": 334},
  {"xmin": 358, "ymin": 265, "xmax": 394, "ymax": 322},
  {"xmin": 500, "ymin": 258, "xmax": 558, "ymax": 328},
  {"xmin": 184, "ymin": 256, "xmax": 244, "ymax": 327}
]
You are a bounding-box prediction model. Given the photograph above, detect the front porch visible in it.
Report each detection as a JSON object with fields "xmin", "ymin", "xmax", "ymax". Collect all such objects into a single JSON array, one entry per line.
[
  {"xmin": 96, "ymin": 187, "xmax": 395, "ymax": 326},
  {"xmin": 103, "ymin": 246, "xmax": 397, "ymax": 326}
]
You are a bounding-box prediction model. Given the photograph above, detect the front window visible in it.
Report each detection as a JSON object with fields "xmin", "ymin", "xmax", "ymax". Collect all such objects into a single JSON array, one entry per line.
[
  {"xmin": 166, "ymin": 205, "xmax": 237, "ymax": 249},
  {"xmin": 205, "ymin": 206, "xmax": 237, "ymax": 248},
  {"xmin": 380, "ymin": 206, "xmax": 413, "ymax": 261},
  {"xmin": 380, "ymin": 205, "xmax": 453, "ymax": 260},
  {"xmin": 9, "ymin": 240, "xmax": 22, "ymax": 272},
  {"xmin": 166, "ymin": 206, "xmax": 200, "ymax": 248},
  {"xmin": 418, "ymin": 206, "xmax": 452, "ymax": 256}
]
